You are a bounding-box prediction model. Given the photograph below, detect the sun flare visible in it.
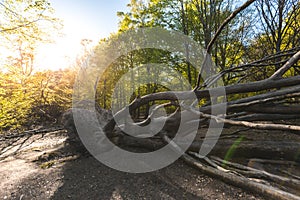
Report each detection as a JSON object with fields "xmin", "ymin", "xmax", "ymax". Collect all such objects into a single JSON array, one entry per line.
[
  {"xmin": 35, "ymin": 38, "xmax": 81, "ymax": 71},
  {"xmin": 34, "ymin": 7, "xmax": 101, "ymax": 72},
  {"xmin": 35, "ymin": 27, "xmax": 98, "ymax": 71}
]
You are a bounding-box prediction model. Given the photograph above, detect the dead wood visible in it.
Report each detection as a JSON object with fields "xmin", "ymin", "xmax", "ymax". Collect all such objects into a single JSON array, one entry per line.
[
  {"xmin": 210, "ymin": 156, "xmax": 300, "ymax": 190},
  {"xmin": 270, "ymin": 50, "xmax": 300, "ymax": 79},
  {"xmin": 162, "ymin": 134, "xmax": 300, "ymax": 200}
]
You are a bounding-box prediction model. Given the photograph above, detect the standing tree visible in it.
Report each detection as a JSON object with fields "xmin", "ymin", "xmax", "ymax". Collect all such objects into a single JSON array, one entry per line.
[
  {"xmin": 75, "ymin": 0, "xmax": 300, "ymax": 199},
  {"xmin": 0, "ymin": 0, "xmax": 63, "ymax": 130}
]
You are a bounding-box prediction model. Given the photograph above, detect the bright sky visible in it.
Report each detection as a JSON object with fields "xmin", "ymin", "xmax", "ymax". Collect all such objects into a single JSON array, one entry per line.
[{"xmin": 35, "ymin": 0, "xmax": 129, "ymax": 71}]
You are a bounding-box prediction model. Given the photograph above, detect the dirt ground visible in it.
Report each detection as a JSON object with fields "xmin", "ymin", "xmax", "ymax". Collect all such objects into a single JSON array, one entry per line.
[{"xmin": 0, "ymin": 130, "xmax": 267, "ymax": 200}]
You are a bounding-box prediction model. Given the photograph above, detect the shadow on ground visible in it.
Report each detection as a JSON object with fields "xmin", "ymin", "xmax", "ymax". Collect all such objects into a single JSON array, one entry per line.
[
  {"xmin": 49, "ymin": 144, "xmax": 261, "ymax": 200},
  {"xmin": 51, "ymin": 155, "xmax": 201, "ymax": 199},
  {"xmin": 0, "ymin": 133, "xmax": 262, "ymax": 200}
]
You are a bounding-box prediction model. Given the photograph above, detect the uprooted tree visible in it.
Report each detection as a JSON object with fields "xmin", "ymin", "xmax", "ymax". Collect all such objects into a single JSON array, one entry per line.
[{"xmin": 63, "ymin": 0, "xmax": 300, "ymax": 199}]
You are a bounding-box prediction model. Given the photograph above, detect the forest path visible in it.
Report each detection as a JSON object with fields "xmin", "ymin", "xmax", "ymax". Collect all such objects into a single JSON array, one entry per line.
[{"xmin": 0, "ymin": 130, "xmax": 263, "ymax": 200}]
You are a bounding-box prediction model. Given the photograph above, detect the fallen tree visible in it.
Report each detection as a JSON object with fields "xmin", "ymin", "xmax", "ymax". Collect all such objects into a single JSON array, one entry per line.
[{"xmin": 62, "ymin": 0, "xmax": 300, "ymax": 199}]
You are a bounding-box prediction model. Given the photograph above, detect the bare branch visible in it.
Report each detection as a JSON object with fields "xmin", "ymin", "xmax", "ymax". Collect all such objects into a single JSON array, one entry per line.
[
  {"xmin": 206, "ymin": 0, "xmax": 256, "ymax": 53},
  {"xmin": 104, "ymin": 76, "xmax": 300, "ymax": 134},
  {"xmin": 162, "ymin": 135, "xmax": 300, "ymax": 200},
  {"xmin": 200, "ymin": 112, "xmax": 300, "ymax": 132},
  {"xmin": 201, "ymin": 87, "xmax": 300, "ymax": 114},
  {"xmin": 270, "ymin": 50, "xmax": 300, "ymax": 79}
]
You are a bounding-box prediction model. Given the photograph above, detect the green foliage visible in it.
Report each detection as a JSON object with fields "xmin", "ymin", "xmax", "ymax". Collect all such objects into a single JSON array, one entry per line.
[
  {"xmin": 0, "ymin": 0, "xmax": 66, "ymax": 132},
  {"xmin": 0, "ymin": 71, "xmax": 32, "ymax": 130},
  {"xmin": 90, "ymin": 0, "xmax": 300, "ymax": 117},
  {"xmin": 0, "ymin": 69, "xmax": 75, "ymax": 131},
  {"xmin": 1, "ymin": 0, "xmax": 299, "ymax": 131}
]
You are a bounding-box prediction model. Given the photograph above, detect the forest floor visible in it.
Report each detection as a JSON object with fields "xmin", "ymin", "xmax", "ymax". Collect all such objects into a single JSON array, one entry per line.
[
  {"xmin": 1, "ymin": 126, "xmax": 299, "ymax": 200},
  {"xmin": 0, "ymin": 128, "xmax": 268, "ymax": 200}
]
